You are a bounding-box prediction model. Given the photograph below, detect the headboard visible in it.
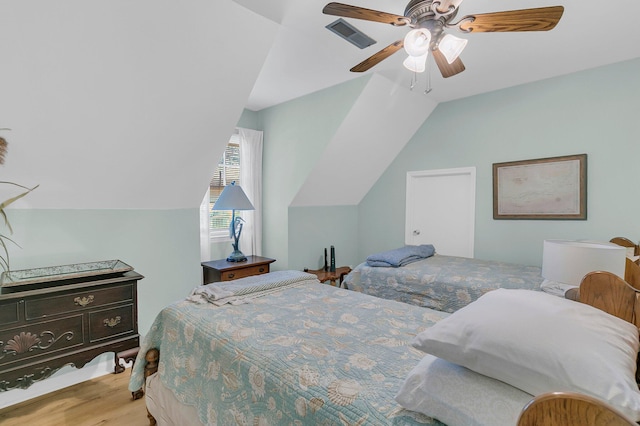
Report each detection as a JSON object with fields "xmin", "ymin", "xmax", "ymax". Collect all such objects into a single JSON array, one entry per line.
[
  {"xmin": 518, "ymin": 271, "xmax": 640, "ymax": 426},
  {"xmin": 579, "ymin": 270, "xmax": 640, "ymax": 328}
]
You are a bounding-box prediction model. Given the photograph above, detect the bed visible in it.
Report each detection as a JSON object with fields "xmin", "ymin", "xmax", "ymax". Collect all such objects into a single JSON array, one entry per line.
[
  {"xmin": 129, "ymin": 269, "xmax": 640, "ymax": 426},
  {"xmin": 343, "ymin": 253, "xmax": 544, "ymax": 312}
]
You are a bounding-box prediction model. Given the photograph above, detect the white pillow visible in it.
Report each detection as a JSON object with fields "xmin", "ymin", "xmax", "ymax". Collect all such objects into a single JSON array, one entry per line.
[
  {"xmin": 411, "ymin": 288, "xmax": 640, "ymax": 421},
  {"xmin": 396, "ymin": 354, "xmax": 533, "ymax": 426}
]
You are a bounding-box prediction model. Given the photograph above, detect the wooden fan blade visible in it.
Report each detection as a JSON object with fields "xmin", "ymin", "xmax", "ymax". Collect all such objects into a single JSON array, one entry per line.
[
  {"xmin": 323, "ymin": 2, "xmax": 410, "ymax": 26},
  {"xmin": 350, "ymin": 40, "xmax": 404, "ymax": 72},
  {"xmin": 432, "ymin": 49, "xmax": 465, "ymax": 78},
  {"xmin": 459, "ymin": 6, "xmax": 564, "ymax": 33}
]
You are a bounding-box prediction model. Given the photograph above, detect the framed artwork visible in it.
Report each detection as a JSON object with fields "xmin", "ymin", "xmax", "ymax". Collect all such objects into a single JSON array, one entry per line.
[{"xmin": 493, "ymin": 154, "xmax": 587, "ymax": 220}]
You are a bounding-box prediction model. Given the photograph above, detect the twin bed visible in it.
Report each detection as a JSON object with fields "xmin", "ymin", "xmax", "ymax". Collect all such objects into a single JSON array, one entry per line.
[
  {"xmin": 344, "ymin": 237, "xmax": 640, "ymax": 312},
  {"xmin": 129, "ymin": 264, "xmax": 640, "ymax": 425},
  {"xmin": 343, "ymin": 254, "xmax": 543, "ymax": 312}
]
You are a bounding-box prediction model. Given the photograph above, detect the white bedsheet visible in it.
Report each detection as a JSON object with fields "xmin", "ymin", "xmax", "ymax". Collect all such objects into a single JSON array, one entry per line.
[{"xmin": 146, "ymin": 373, "xmax": 203, "ymax": 426}]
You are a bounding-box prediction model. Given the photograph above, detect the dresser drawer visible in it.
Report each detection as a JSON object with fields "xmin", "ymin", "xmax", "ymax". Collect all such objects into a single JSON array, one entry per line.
[
  {"xmin": 25, "ymin": 284, "xmax": 134, "ymax": 320},
  {"xmin": 221, "ymin": 264, "xmax": 270, "ymax": 281},
  {"xmin": 0, "ymin": 315, "xmax": 84, "ymax": 368},
  {"xmin": 0, "ymin": 301, "xmax": 19, "ymax": 326},
  {"xmin": 89, "ymin": 304, "xmax": 135, "ymax": 343}
]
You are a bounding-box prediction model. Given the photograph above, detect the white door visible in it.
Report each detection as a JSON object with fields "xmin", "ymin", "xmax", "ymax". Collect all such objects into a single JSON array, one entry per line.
[{"xmin": 405, "ymin": 167, "xmax": 476, "ymax": 258}]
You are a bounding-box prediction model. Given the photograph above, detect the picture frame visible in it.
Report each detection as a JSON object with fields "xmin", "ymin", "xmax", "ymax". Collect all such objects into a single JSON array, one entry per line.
[{"xmin": 493, "ymin": 154, "xmax": 587, "ymax": 220}]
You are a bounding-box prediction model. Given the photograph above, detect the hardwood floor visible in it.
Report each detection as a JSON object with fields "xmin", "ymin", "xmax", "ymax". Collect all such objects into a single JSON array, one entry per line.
[{"xmin": 0, "ymin": 370, "xmax": 149, "ymax": 426}]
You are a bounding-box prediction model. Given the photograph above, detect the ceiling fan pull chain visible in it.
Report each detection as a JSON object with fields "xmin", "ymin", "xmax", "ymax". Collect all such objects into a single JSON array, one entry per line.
[{"xmin": 424, "ymin": 56, "xmax": 433, "ymax": 94}]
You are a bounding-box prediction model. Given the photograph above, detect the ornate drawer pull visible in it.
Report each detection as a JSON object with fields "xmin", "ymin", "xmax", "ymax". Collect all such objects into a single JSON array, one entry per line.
[
  {"xmin": 74, "ymin": 295, "xmax": 94, "ymax": 307},
  {"xmin": 103, "ymin": 316, "xmax": 121, "ymax": 328}
]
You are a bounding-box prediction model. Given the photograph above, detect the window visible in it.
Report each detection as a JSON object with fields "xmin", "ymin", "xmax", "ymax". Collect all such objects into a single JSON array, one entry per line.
[
  {"xmin": 209, "ymin": 136, "xmax": 241, "ymax": 240},
  {"xmin": 202, "ymin": 127, "xmax": 262, "ymax": 256}
]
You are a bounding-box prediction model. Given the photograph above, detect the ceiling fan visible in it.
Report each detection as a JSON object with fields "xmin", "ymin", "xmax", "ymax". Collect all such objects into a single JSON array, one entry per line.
[{"xmin": 323, "ymin": 0, "xmax": 564, "ymax": 78}]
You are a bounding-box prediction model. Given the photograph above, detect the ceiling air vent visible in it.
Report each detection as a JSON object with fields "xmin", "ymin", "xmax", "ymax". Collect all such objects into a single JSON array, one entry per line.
[{"xmin": 326, "ymin": 18, "xmax": 376, "ymax": 49}]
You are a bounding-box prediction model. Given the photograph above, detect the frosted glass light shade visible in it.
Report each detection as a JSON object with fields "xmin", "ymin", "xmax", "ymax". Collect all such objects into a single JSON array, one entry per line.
[
  {"xmin": 542, "ymin": 240, "xmax": 626, "ymax": 286},
  {"xmin": 439, "ymin": 33, "xmax": 467, "ymax": 64},
  {"xmin": 403, "ymin": 53, "xmax": 428, "ymax": 73},
  {"xmin": 404, "ymin": 28, "xmax": 432, "ymax": 57}
]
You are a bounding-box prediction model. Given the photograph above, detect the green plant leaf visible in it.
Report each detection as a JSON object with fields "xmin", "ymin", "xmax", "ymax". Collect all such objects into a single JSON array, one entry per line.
[{"xmin": 0, "ymin": 182, "xmax": 39, "ymax": 209}]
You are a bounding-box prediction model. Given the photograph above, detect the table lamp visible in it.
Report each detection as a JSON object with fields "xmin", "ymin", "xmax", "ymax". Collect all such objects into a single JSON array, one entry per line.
[
  {"xmin": 541, "ymin": 239, "xmax": 626, "ymax": 295},
  {"xmin": 212, "ymin": 182, "xmax": 254, "ymax": 262}
]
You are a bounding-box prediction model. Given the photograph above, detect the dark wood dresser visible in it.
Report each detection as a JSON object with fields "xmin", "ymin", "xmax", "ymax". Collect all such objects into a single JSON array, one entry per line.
[{"xmin": 0, "ymin": 260, "xmax": 143, "ymax": 391}]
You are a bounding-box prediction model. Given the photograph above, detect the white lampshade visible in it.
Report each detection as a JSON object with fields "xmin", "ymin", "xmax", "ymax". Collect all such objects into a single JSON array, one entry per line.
[
  {"xmin": 403, "ymin": 53, "xmax": 428, "ymax": 73},
  {"xmin": 542, "ymin": 239, "xmax": 626, "ymax": 286},
  {"xmin": 404, "ymin": 28, "xmax": 431, "ymax": 57},
  {"xmin": 212, "ymin": 182, "xmax": 254, "ymax": 211},
  {"xmin": 438, "ymin": 33, "xmax": 467, "ymax": 64}
]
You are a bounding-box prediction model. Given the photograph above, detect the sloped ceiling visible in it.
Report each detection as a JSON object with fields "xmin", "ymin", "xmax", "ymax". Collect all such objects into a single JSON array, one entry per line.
[
  {"xmin": 241, "ymin": 0, "xmax": 640, "ymax": 111},
  {"xmin": 4, "ymin": 0, "xmax": 640, "ymax": 211},
  {"xmin": 291, "ymin": 74, "xmax": 438, "ymax": 207},
  {"xmin": 0, "ymin": 0, "xmax": 277, "ymax": 209}
]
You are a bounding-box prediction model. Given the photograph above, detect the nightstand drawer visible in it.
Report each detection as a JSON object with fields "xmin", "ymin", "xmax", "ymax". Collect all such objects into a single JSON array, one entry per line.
[
  {"xmin": 25, "ymin": 284, "xmax": 134, "ymax": 320},
  {"xmin": 202, "ymin": 256, "xmax": 275, "ymax": 283},
  {"xmin": 221, "ymin": 264, "xmax": 270, "ymax": 281},
  {"xmin": 89, "ymin": 304, "xmax": 135, "ymax": 343}
]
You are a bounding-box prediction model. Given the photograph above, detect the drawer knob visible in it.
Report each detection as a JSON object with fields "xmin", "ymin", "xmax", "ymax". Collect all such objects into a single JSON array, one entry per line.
[
  {"xmin": 103, "ymin": 316, "xmax": 121, "ymax": 328},
  {"xmin": 259, "ymin": 268, "xmax": 265, "ymax": 273},
  {"xmin": 228, "ymin": 273, "xmax": 235, "ymax": 279},
  {"xmin": 74, "ymin": 295, "xmax": 94, "ymax": 307}
]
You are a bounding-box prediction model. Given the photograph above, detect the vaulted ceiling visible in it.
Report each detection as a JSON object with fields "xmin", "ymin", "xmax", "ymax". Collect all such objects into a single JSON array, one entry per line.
[
  {"xmin": 2, "ymin": 0, "xmax": 639, "ymax": 210},
  {"xmin": 241, "ymin": 0, "xmax": 640, "ymax": 111}
]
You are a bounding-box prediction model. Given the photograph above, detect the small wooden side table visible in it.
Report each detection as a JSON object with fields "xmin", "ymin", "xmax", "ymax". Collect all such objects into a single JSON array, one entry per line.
[
  {"xmin": 201, "ymin": 256, "xmax": 275, "ymax": 284},
  {"xmin": 305, "ymin": 266, "xmax": 352, "ymax": 288}
]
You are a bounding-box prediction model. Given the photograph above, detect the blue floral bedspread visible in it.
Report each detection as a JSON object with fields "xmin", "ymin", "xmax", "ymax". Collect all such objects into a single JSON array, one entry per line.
[
  {"xmin": 129, "ymin": 278, "xmax": 449, "ymax": 425},
  {"xmin": 344, "ymin": 254, "xmax": 543, "ymax": 313}
]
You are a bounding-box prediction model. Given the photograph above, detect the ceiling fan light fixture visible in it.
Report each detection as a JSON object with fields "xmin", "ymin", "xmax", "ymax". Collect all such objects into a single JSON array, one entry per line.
[
  {"xmin": 404, "ymin": 28, "xmax": 432, "ymax": 57},
  {"xmin": 438, "ymin": 33, "xmax": 468, "ymax": 64},
  {"xmin": 403, "ymin": 53, "xmax": 428, "ymax": 73}
]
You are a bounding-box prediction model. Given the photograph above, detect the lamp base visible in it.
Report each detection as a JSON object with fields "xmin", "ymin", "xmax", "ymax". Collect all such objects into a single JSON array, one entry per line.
[{"xmin": 226, "ymin": 250, "xmax": 247, "ymax": 262}]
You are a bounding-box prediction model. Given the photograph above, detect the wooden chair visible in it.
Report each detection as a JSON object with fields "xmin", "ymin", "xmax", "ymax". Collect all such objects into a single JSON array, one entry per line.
[
  {"xmin": 611, "ymin": 237, "xmax": 640, "ymax": 257},
  {"xmin": 609, "ymin": 237, "xmax": 640, "ymax": 290},
  {"xmin": 517, "ymin": 392, "xmax": 636, "ymax": 426},
  {"xmin": 624, "ymin": 258, "xmax": 640, "ymax": 291}
]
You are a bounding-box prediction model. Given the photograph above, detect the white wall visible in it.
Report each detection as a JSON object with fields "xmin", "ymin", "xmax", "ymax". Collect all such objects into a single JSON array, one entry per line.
[{"xmin": 0, "ymin": 0, "xmax": 277, "ymax": 210}]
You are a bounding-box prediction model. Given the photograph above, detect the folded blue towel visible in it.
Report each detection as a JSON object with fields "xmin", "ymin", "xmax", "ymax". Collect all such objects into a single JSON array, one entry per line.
[{"xmin": 366, "ymin": 245, "xmax": 435, "ymax": 268}]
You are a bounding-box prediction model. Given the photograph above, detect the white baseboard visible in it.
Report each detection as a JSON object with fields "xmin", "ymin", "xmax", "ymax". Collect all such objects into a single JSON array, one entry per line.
[{"xmin": 0, "ymin": 353, "xmax": 133, "ymax": 409}]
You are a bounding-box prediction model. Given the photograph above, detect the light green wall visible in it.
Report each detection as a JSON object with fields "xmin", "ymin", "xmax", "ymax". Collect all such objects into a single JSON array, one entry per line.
[
  {"xmin": 288, "ymin": 206, "xmax": 359, "ymax": 271},
  {"xmin": 258, "ymin": 76, "xmax": 369, "ymax": 269},
  {"xmin": 5, "ymin": 208, "xmax": 201, "ymax": 335},
  {"xmin": 358, "ymin": 57, "xmax": 640, "ymax": 267},
  {"xmin": 237, "ymin": 108, "xmax": 260, "ymax": 130}
]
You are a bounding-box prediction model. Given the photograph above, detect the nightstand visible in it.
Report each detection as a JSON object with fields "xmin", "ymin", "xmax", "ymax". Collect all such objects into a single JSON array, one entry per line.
[
  {"xmin": 201, "ymin": 256, "xmax": 276, "ymax": 284},
  {"xmin": 305, "ymin": 266, "xmax": 352, "ymax": 288}
]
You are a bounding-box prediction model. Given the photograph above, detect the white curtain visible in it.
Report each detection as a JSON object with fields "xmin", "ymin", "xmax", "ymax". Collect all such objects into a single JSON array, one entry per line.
[
  {"xmin": 238, "ymin": 128, "xmax": 263, "ymax": 256},
  {"xmin": 199, "ymin": 189, "xmax": 211, "ymax": 263}
]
